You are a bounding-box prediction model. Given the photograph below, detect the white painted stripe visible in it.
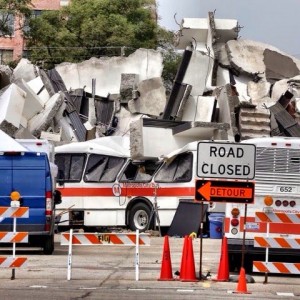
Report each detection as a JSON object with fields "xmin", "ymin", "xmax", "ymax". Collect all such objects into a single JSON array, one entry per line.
[
  {"xmin": 177, "ymin": 289, "xmax": 194, "ymax": 292},
  {"xmin": 276, "ymin": 292, "xmax": 294, "ymax": 297}
]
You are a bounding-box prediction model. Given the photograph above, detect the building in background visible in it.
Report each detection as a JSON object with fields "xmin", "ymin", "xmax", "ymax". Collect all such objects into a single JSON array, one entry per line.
[
  {"xmin": 0, "ymin": 0, "xmax": 157, "ymax": 65},
  {"xmin": 0, "ymin": 0, "xmax": 69, "ymax": 64}
]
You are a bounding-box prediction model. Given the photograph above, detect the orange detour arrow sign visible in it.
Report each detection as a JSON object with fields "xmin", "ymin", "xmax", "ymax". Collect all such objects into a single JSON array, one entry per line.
[{"xmin": 195, "ymin": 180, "xmax": 255, "ymax": 204}]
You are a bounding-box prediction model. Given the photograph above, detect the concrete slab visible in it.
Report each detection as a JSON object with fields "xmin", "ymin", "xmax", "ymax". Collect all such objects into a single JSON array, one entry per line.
[
  {"xmin": 12, "ymin": 58, "xmax": 38, "ymax": 82},
  {"xmin": 0, "ymin": 83, "xmax": 26, "ymax": 135},
  {"xmin": 226, "ymin": 39, "xmax": 281, "ymax": 77},
  {"xmin": 26, "ymin": 76, "xmax": 50, "ymax": 104},
  {"xmin": 181, "ymin": 96, "xmax": 215, "ymax": 122},
  {"xmin": 264, "ymin": 49, "xmax": 300, "ymax": 83},
  {"xmin": 20, "ymin": 79, "xmax": 44, "ymax": 120},
  {"xmin": 247, "ymin": 80, "xmax": 271, "ymax": 105},
  {"xmin": 128, "ymin": 77, "xmax": 166, "ymax": 116},
  {"xmin": 271, "ymin": 76, "xmax": 300, "ymax": 102},
  {"xmin": 27, "ymin": 92, "xmax": 64, "ymax": 137},
  {"xmin": 55, "ymin": 49, "xmax": 163, "ymax": 97},
  {"xmin": 182, "ymin": 50, "xmax": 210, "ymax": 97}
]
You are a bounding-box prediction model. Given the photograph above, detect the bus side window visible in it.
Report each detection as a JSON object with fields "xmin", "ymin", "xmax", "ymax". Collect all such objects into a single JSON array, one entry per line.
[
  {"xmin": 84, "ymin": 154, "xmax": 126, "ymax": 183},
  {"xmin": 100, "ymin": 157, "xmax": 126, "ymax": 182},
  {"xmin": 120, "ymin": 163, "xmax": 138, "ymax": 181},
  {"xmin": 174, "ymin": 154, "xmax": 192, "ymax": 182},
  {"xmin": 155, "ymin": 152, "xmax": 193, "ymax": 183},
  {"xmin": 70, "ymin": 155, "xmax": 85, "ymax": 181},
  {"xmin": 55, "ymin": 154, "xmax": 85, "ymax": 182}
]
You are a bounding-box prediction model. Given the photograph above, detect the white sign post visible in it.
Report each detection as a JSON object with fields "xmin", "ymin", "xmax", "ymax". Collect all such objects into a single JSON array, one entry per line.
[{"xmin": 197, "ymin": 142, "xmax": 256, "ymax": 180}]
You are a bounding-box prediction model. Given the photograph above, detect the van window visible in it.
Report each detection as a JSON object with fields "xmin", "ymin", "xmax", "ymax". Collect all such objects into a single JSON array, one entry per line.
[
  {"xmin": 55, "ymin": 154, "xmax": 86, "ymax": 182},
  {"xmin": 155, "ymin": 152, "xmax": 193, "ymax": 183},
  {"xmin": 120, "ymin": 160, "xmax": 160, "ymax": 182},
  {"xmin": 84, "ymin": 154, "xmax": 126, "ymax": 183}
]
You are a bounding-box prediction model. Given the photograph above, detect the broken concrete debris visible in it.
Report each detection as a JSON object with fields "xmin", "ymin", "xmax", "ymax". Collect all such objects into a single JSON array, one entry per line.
[{"xmin": 0, "ymin": 12, "xmax": 300, "ymax": 160}]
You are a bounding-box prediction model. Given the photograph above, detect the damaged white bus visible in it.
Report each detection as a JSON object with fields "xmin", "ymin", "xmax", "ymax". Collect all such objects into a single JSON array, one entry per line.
[{"xmin": 54, "ymin": 136, "xmax": 222, "ymax": 232}]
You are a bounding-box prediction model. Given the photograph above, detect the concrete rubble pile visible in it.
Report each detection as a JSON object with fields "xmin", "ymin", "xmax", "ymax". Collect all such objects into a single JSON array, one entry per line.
[{"xmin": 0, "ymin": 12, "xmax": 300, "ymax": 159}]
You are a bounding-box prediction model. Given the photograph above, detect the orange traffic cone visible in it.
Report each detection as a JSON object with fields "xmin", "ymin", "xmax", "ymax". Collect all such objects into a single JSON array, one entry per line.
[
  {"xmin": 179, "ymin": 236, "xmax": 188, "ymax": 280},
  {"xmin": 158, "ymin": 235, "xmax": 174, "ymax": 281},
  {"xmin": 214, "ymin": 237, "xmax": 229, "ymax": 281},
  {"xmin": 234, "ymin": 267, "xmax": 251, "ymax": 294},
  {"xmin": 180, "ymin": 237, "xmax": 198, "ymax": 282}
]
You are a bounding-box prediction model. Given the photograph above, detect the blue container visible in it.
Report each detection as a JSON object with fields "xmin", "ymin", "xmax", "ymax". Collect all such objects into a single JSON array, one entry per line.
[{"xmin": 208, "ymin": 213, "xmax": 225, "ymax": 239}]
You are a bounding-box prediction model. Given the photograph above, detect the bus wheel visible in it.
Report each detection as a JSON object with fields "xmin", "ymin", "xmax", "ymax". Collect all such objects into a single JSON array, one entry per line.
[{"xmin": 128, "ymin": 203, "xmax": 151, "ymax": 232}]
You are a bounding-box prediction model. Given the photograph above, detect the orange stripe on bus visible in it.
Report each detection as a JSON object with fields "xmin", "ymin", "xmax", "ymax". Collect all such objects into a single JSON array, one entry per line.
[{"xmin": 58, "ymin": 187, "xmax": 195, "ymax": 197}]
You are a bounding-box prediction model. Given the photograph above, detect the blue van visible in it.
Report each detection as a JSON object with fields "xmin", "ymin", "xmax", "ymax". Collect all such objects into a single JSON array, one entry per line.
[{"xmin": 0, "ymin": 151, "xmax": 61, "ymax": 254}]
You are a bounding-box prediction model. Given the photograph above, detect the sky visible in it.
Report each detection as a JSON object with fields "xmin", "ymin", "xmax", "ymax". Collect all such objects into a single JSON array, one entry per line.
[{"xmin": 157, "ymin": 0, "xmax": 300, "ymax": 58}]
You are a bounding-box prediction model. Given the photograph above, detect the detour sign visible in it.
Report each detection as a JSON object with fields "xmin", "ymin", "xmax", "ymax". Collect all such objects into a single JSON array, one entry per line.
[{"xmin": 195, "ymin": 180, "xmax": 255, "ymax": 204}]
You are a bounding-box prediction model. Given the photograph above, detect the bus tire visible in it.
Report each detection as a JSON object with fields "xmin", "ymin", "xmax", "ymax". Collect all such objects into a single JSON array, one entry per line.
[
  {"xmin": 128, "ymin": 203, "xmax": 152, "ymax": 232},
  {"xmin": 43, "ymin": 235, "xmax": 54, "ymax": 255}
]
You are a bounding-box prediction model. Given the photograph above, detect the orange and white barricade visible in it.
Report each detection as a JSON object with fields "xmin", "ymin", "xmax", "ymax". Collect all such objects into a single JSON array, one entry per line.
[
  {"xmin": 61, "ymin": 230, "xmax": 150, "ymax": 281},
  {"xmin": 253, "ymin": 211, "xmax": 300, "ymax": 280},
  {"xmin": 0, "ymin": 206, "xmax": 29, "ymax": 279}
]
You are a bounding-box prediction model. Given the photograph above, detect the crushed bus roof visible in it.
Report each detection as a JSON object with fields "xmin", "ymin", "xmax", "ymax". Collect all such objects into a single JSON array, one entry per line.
[{"xmin": 55, "ymin": 136, "xmax": 130, "ymax": 157}]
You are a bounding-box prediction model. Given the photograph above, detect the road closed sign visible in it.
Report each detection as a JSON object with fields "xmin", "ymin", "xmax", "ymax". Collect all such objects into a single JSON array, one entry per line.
[{"xmin": 197, "ymin": 142, "xmax": 256, "ymax": 180}]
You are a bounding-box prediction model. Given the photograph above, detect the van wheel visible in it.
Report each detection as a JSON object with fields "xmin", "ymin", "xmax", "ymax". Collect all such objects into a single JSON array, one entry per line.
[
  {"xmin": 43, "ymin": 235, "xmax": 54, "ymax": 255},
  {"xmin": 128, "ymin": 203, "xmax": 152, "ymax": 232}
]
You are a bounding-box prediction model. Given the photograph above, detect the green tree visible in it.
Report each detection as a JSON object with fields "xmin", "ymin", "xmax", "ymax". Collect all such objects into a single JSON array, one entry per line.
[
  {"xmin": 157, "ymin": 27, "xmax": 182, "ymax": 93},
  {"xmin": 26, "ymin": 0, "xmax": 159, "ymax": 68},
  {"xmin": 0, "ymin": 0, "xmax": 32, "ymax": 36}
]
